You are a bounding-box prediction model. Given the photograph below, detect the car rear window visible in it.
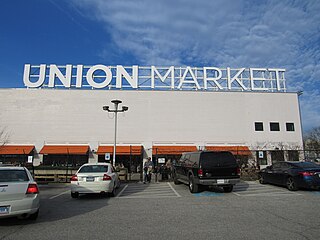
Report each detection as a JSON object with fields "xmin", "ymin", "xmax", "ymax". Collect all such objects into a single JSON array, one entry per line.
[
  {"xmin": 78, "ymin": 165, "xmax": 108, "ymax": 173},
  {"xmin": 200, "ymin": 152, "xmax": 237, "ymax": 167},
  {"xmin": 0, "ymin": 169, "xmax": 29, "ymax": 182}
]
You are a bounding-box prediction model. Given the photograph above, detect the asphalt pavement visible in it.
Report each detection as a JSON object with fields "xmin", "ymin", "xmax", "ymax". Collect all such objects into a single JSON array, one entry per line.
[{"xmin": 0, "ymin": 181, "xmax": 319, "ymax": 240}]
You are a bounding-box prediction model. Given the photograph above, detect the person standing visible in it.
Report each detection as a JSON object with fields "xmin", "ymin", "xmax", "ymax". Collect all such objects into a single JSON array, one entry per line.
[
  {"xmin": 153, "ymin": 165, "xmax": 159, "ymax": 183},
  {"xmin": 143, "ymin": 157, "xmax": 153, "ymax": 184},
  {"xmin": 166, "ymin": 159, "xmax": 172, "ymax": 180}
]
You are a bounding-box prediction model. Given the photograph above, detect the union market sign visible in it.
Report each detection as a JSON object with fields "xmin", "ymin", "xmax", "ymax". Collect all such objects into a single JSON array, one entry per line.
[{"xmin": 23, "ymin": 64, "xmax": 286, "ymax": 92}]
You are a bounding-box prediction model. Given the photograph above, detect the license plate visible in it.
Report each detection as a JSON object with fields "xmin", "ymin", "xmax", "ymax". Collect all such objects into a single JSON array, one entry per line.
[
  {"xmin": 0, "ymin": 206, "xmax": 10, "ymax": 215},
  {"xmin": 86, "ymin": 177, "xmax": 95, "ymax": 182},
  {"xmin": 217, "ymin": 179, "xmax": 225, "ymax": 184}
]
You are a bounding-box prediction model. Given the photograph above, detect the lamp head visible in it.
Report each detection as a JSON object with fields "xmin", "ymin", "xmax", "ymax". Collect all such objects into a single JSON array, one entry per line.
[
  {"xmin": 103, "ymin": 106, "xmax": 109, "ymax": 111},
  {"xmin": 122, "ymin": 106, "xmax": 129, "ymax": 111},
  {"xmin": 111, "ymin": 99, "xmax": 122, "ymax": 105}
]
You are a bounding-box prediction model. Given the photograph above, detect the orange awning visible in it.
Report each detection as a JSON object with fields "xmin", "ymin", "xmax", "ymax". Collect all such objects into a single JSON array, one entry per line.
[
  {"xmin": 39, "ymin": 145, "xmax": 89, "ymax": 155},
  {"xmin": 97, "ymin": 146, "xmax": 142, "ymax": 155},
  {"xmin": 152, "ymin": 146, "xmax": 197, "ymax": 155},
  {"xmin": 205, "ymin": 146, "xmax": 251, "ymax": 156},
  {"xmin": 0, "ymin": 145, "xmax": 35, "ymax": 155}
]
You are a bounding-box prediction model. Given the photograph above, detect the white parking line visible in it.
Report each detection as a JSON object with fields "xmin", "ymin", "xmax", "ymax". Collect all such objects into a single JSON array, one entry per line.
[
  {"xmin": 116, "ymin": 182, "xmax": 180, "ymax": 199},
  {"xmin": 234, "ymin": 192, "xmax": 302, "ymax": 197},
  {"xmin": 168, "ymin": 182, "xmax": 181, "ymax": 197},
  {"xmin": 233, "ymin": 181, "xmax": 302, "ymax": 197},
  {"xmin": 117, "ymin": 195, "xmax": 179, "ymax": 199},
  {"xmin": 116, "ymin": 184, "xmax": 128, "ymax": 198},
  {"xmin": 49, "ymin": 190, "xmax": 70, "ymax": 200}
]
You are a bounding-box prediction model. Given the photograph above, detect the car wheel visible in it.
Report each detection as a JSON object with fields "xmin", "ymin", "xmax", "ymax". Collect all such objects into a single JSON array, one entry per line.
[
  {"xmin": 189, "ymin": 175, "xmax": 199, "ymax": 193},
  {"xmin": 28, "ymin": 210, "xmax": 39, "ymax": 220},
  {"xmin": 259, "ymin": 174, "xmax": 266, "ymax": 184},
  {"xmin": 116, "ymin": 179, "xmax": 121, "ymax": 189},
  {"xmin": 71, "ymin": 192, "xmax": 79, "ymax": 198},
  {"xmin": 286, "ymin": 177, "xmax": 298, "ymax": 191},
  {"xmin": 173, "ymin": 173, "xmax": 181, "ymax": 185},
  {"xmin": 109, "ymin": 184, "xmax": 116, "ymax": 197},
  {"xmin": 223, "ymin": 185, "xmax": 233, "ymax": 193}
]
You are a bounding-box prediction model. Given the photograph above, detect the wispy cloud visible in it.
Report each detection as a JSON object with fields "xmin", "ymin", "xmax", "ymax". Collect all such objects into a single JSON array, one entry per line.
[{"xmin": 72, "ymin": 0, "xmax": 320, "ymax": 130}]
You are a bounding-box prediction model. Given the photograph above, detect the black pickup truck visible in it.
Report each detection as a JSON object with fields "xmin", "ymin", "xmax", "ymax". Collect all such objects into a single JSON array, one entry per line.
[{"xmin": 172, "ymin": 151, "xmax": 240, "ymax": 193}]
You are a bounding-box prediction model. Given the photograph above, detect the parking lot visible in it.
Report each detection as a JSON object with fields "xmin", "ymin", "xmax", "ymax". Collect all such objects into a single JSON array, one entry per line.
[
  {"xmin": 1, "ymin": 181, "xmax": 320, "ymax": 240},
  {"xmin": 115, "ymin": 181, "xmax": 307, "ymax": 198}
]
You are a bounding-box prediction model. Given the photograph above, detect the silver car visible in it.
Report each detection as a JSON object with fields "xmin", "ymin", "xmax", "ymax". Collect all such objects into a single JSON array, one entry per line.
[
  {"xmin": 70, "ymin": 163, "xmax": 120, "ymax": 198},
  {"xmin": 0, "ymin": 166, "xmax": 40, "ymax": 220}
]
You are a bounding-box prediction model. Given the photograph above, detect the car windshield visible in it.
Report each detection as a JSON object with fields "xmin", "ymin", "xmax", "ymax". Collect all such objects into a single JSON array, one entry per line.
[
  {"xmin": 78, "ymin": 165, "xmax": 108, "ymax": 173},
  {"xmin": 0, "ymin": 169, "xmax": 29, "ymax": 182},
  {"xmin": 200, "ymin": 152, "xmax": 236, "ymax": 167},
  {"xmin": 291, "ymin": 162, "xmax": 320, "ymax": 169}
]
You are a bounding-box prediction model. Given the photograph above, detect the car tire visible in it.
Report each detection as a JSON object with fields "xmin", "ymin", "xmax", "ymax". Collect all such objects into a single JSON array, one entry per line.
[
  {"xmin": 223, "ymin": 185, "xmax": 233, "ymax": 193},
  {"xmin": 189, "ymin": 175, "xmax": 199, "ymax": 193},
  {"xmin": 109, "ymin": 184, "xmax": 116, "ymax": 197},
  {"xmin": 28, "ymin": 210, "xmax": 39, "ymax": 220},
  {"xmin": 259, "ymin": 174, "xmax": 266, "ymax": 184},
  {"xmin": 173, "ymin": 173, "xmax": 181, "ymax": 185},
  {"xmin": 71, "ymin": 192, "xmax": 79, "ymax": 198},
  {"xmin": 116, "ymin": 179, "xmax": 121, "ymax": 189},
  {"xmin": 286, "ymin": 177, "xmax": 298, "ymax": 191}
]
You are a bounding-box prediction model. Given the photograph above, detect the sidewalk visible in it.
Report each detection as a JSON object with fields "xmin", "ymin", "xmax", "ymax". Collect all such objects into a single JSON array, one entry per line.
[
  {"xmin": 37, "ymin": 173, "xmax": 172, "ymax": 185},
  {"xmin": 129, "ymin": 172, "xmax": 172, "ymax": 183}
]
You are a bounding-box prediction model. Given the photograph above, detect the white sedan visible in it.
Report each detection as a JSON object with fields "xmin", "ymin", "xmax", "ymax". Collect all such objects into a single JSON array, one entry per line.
[
  {"xmin": 0, "ymin": 166, "xmax": 40, "ymax": 220},
  {"xmin": 70, "ymin": 163, "xmax": 120, "ymax": 198}
]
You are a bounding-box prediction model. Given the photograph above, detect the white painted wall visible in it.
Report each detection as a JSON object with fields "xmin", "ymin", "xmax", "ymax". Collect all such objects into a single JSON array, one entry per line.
[{"xmin": 0, "ymin": 89, "xmax": 303, "ymax": 165}]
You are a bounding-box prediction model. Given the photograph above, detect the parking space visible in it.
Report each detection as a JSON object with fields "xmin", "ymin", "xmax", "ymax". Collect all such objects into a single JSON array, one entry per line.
[
  {"xmin": 311, "ymin": 191, "xmax": 320, "ymax": 196},
  {"xmin": 232, "ymin": 181, "xmax": 303, "ymax": 197},
  {"xmin": 116, "ymin": 182, "xmax": 181, "ymax": 199},
  {"xmin": 37, "ymin": 181, "xmax": 320, "ymax": 201},
  {"xmin": 2, "ymin": 180, "xmax": 320, "ymax": 240},
  {"xmin": 172, "ymin": 181, "xmax": 318, "ymax": 198}
]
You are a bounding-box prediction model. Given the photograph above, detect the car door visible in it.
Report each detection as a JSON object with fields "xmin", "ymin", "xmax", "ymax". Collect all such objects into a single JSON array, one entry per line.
[
  {"xmin": 181, "ymin": 154, "xmax": 191, "ymax": 182},
  {"xmin": 270, "ymin": 162, "xmax": 284, "ymax": 185},
  {"xmin": 264, "ymin": 162, "xmax": 281, "ymax": 184},
  {"xmin": 174, "ymin": 155, "xmax": 183, "ymax": 179},
  {"xmin": 278, "ymin": 162, "xmax": 290, "ymax": 186}
]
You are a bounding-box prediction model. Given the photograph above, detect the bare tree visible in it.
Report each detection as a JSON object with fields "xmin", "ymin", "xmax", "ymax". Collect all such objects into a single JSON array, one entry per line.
[
  {"xmin": 0, "ymin": 126, "xmax": 9, "ymax": 146},
  {"xmin": 304, "ymin": 126, "xmax": 320, "ymax": 160},
  {"xmin": 305, "ymin": 127, "xmax": 320, "ymax": 149}
]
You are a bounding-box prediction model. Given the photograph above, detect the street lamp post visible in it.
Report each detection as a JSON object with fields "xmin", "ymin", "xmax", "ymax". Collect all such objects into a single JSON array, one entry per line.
[
  {"xmin": 297, "ymin": 91, "xmax": 305, "ymax": 160},
  {"xmin": 103, "ymin": 100, "xmax": 129, "ymax": 166}
]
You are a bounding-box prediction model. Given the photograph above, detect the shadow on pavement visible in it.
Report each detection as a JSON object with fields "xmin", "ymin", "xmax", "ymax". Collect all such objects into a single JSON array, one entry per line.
[
  {"xmin": 197, "ymin": 181, "xmax": 250, "ymax": 194},
  {"xmin": 0, "ymin": 185, "xmax": 118, "ymax": 226}
]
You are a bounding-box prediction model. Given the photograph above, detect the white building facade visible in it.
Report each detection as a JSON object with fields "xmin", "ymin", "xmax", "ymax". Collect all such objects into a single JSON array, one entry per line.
[
  {"xmin": 0, "ymin": 88, "xmax": 303, "ymax": 168},
  {"xmin": 0, "ymin": 65, "xmax": 303, "ymax": 171}
]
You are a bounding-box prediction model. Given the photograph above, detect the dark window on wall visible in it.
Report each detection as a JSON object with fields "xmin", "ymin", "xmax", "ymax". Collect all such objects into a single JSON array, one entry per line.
[
  {"xmin": 271, "ymin": 150, "xmax": 284, "ymax": 163},
  {"xmin": 255, "ymin": 122, "xmax": 264, "ymax": 131},
  {"xmin": 288, "ymin": 150, "xmax": 299, "ymax": 161},
  {"xmin": 286, "ymin": 123, "xmax": 295, "ymax": 131},
  {"xmin": 270, "ymin": 122, "xmax": 280, "ymax": 131}
]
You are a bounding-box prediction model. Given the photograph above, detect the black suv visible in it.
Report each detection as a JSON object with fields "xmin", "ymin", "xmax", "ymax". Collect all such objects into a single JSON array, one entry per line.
[{"xmin": 173, "ymin": 151, "xmax": 240, "ymax": 193}]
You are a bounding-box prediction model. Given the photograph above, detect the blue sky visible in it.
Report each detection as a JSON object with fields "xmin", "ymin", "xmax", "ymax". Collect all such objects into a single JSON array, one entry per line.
[{"xmin": 0, "ymin": 0, "xmax": 319, "ymax": 132}]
